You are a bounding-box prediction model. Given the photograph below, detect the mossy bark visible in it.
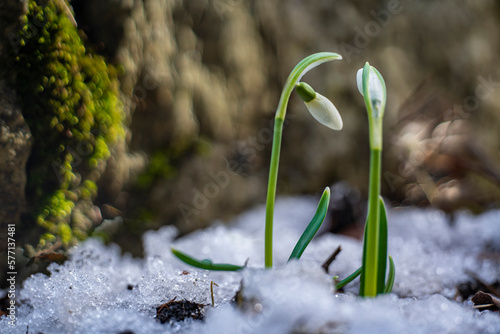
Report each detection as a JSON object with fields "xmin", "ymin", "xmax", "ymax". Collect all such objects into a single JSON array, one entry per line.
[{"xmin": 7, "ymin": 0, "xmax": 124, "ymax": 253}]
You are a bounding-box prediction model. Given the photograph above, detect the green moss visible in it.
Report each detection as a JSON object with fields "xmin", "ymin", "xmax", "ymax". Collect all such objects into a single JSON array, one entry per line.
[
  {"xmin": 136, "ymin": 151, "xmax": 177, "ymax": 189},
  {"xmin": 13, "ymin": 0, "xmax": 124, "ymax": 248}
]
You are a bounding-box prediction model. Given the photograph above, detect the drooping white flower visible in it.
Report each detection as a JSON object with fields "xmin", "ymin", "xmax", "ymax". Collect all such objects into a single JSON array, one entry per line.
[{"xmin": 296, "ymin": 82, "xmax": 343, "ymax": 131}]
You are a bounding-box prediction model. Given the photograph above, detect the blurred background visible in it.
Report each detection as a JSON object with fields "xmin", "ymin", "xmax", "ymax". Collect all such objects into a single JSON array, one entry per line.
[{"xmin": 1, "ymin": 0, "xmax": 500, "ymax": 277}]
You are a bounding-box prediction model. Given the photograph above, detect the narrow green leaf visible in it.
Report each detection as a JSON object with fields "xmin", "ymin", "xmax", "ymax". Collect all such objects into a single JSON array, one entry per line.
[
  {"xmin": 288, "ymin": 187, "xmax": 330, "ymax": 261},
  {"xmin": 171, "ymin": 248, "xmax": 244, "ymax": 271},
  {"xmin": 335, "ymin": 266, "xmax": 362, "ymax": 290},
  {"xmin": 376, "ymin": 197, "xmax": 388, "ymax": 294},
  {"xmin": 384, "ymin": 255, "xmax": 395, "ymax": 293},
  {"xmin": 360, "ymin": 194, "xmax": 388, "ymax": 297},
  {"xmin": 360, "ymin": 149, "xmax": 382, "ymax": 297},
  {"xmin": 359, "ymin": 217, "xmax": 368, "ymax": 296}
]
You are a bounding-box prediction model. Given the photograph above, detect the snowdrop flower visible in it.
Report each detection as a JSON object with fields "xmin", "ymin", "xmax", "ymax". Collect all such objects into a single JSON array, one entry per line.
[
  {"xmin": 356, "ymin": 63, "xmax": 386, "ymax": 119},
  {"xmin": 356, "ymin": 62, "xmax": 386, "ymax": 151},
  {"xmin": 295, "ymin": 82, "xmax": 343, "ymax": 130},
  {"xmin": 266, "ymin": 52, "xmax": 341, "ymax": 268}
]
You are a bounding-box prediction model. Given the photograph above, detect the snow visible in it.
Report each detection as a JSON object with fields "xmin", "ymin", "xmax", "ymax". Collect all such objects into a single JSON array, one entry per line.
[{"xmin": 2, "ymin": 197, "xmax": 500, "ymax": 333}]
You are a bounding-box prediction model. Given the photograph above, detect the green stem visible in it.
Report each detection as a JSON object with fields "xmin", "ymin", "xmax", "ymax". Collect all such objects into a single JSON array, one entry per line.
[
  {"xmin": 265, "ymin": 118, "xmax": 284, "ymax": 268},
  {"xmin": 263, "ymin": 52, "xmax": 341, "ymax": 268},
  {"xmin": 362, "ymin": 147, "xmax": 382, "ymax": 296}
]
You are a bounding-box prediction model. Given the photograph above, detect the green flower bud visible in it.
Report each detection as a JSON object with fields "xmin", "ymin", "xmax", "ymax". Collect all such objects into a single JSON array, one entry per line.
[{"xmin": 296, "ymin": 82, "xmax": 316, "ymax": 102}]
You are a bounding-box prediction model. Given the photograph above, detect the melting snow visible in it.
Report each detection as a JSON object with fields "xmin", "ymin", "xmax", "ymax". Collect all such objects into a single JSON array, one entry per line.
[{"xmin": 2, "ymin": 197, "xmax": 500, "ymax": 333}]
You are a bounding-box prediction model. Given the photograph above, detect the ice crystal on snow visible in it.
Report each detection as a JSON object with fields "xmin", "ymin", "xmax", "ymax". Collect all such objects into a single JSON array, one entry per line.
[{"xmin": 1, "ymin": 198, "xmax": 499, "ymax": 333}]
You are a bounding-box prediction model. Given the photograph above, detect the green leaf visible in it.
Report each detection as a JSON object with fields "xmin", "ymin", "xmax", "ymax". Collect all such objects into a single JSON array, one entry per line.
[
  {"xmin": 335, "ymin": 266, "xmax": 362, "ymax": 290},
  {"xmin": 171, "ymin": 248, "xmax": 245, "ymax": 271},
  {"xmin": 360, "ymin": 194, "xmax": 388, "ymax": 297},
  {"xmin": 359, "ymin": 216, "xmax": 369, "ymax": 296},
  {"xmin": 360, "ymin": 150, "xmax": 382, "ymax": 297},
  {"xmin": 288, "ymin": 187, "xmax": 330, "ymax": 261},
  {"xmin": 376, "ymin": 197, "xmax": 388, "ymax": 294},
  {"xmin": 384, "ymin": 255, "xmax": 396, "ymax": 293}
]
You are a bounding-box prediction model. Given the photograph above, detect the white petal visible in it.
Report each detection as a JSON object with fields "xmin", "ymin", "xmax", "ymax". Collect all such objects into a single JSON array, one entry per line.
[
  {"xmin": 367, "ymin": 68, "xmax": 385, "ymax": 105},
  {"xmin": 305, "ymin": 93, "xmax": 343, "ymax": 130},
  {"xmin": 357, "ymin": 66, "xmax": 385, "ymax": 102},
  {"xmin": 356, "ymin": 68, "xmax": 364, "ymax": 95}
]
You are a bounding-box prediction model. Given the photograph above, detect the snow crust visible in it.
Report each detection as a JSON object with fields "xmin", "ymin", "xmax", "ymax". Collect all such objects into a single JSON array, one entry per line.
[{"xmin": 2, "ymin": 197, "xmax": 500, "ymax": 333}]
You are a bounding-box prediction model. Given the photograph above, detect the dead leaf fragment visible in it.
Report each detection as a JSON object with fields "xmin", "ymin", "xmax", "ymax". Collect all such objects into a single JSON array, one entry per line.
[{"xmin": 471, "ymin": 291, "xmax": 500, "ymax": 312}]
